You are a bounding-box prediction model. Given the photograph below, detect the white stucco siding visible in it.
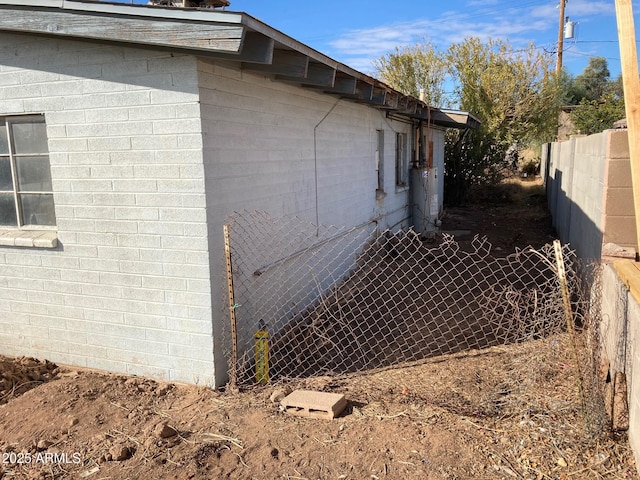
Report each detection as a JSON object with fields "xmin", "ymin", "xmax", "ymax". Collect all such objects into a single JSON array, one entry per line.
[{"xmin": 0, "ymin": 33, "xmax": 216, "ymax": 385}]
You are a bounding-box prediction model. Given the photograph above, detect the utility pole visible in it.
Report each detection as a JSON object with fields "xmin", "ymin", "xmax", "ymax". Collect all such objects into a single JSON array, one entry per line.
[
  {"xmin": 615, "ymin": 0, "xmax": 640, "ymax": 259},
  {"xmin": 556, "ymin": 0, "xmax": 566, "ymax": 75}
]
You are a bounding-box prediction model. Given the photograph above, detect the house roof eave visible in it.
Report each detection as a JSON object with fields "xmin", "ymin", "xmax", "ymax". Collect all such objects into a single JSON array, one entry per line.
[
  {"xmin": 431, "ymin": 109, "xmax": 482, "ymax": 130},
  {"xmin": 0, "ymin": 0, "xmax": 480, "ymax": 129}
]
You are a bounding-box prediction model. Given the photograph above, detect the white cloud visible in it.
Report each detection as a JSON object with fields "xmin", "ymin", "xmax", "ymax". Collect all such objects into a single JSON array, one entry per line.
[
  {"xmin": 326, "ymin": 0, "xmax": 615, "ymax": 73},
  {"xmin": 568, "ymin": 0, "xmax": 614, "ymax": 16},
  {"xmin": 328, "ymin": 18, "xmax": 547, "ymax": 63},
  {"xmin": 466, "ymin": 0, "xmax": 500, "ymax": 6}
]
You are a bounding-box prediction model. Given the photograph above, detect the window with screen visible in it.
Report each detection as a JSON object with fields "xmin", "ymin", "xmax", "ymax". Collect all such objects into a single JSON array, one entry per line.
[
  {"xmin": 0, "ymin": 115, "xmax": 55, "ymax": 228},
  {"xmin": 395, "ymin": 132, "xmax": 407, "ymax": 187}
]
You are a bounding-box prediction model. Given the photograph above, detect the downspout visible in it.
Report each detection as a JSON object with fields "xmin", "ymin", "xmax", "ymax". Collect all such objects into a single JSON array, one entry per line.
[
  {"xmin": 313, "ymin": 99, "xmax": 341, "ymax": 230},
  {"xmin": 424, "ymin": 106, "xmax": 431, "ymax": 230}
]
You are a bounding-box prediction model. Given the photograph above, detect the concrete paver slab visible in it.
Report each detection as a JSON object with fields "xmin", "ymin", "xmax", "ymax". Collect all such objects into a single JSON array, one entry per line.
[{"xmin": 280, "ymin": 389, "xmax": 347, "ymax": 419}]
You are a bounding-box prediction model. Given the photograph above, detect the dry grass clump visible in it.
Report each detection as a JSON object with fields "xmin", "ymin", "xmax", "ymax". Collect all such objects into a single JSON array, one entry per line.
[
  {"xmin": 465, "ymin": 177, "xmax": 545, "ymax": 205},
  {"xmin": 0, "ymin": 356, "xmax": 58, "ymax": 404},
  {"xmin": 282, "ymin": 332, "xmax": 635, "ymax": 479}
]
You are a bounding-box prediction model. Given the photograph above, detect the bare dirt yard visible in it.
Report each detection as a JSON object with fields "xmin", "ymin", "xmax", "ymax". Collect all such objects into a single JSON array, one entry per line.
[
  {"xmin": 0, "ymin": 178, "xmax": 637, "ymax": 480},
  {"xmin": 439, "ymin": 178, "xmax": 558, "ymax": 255}
]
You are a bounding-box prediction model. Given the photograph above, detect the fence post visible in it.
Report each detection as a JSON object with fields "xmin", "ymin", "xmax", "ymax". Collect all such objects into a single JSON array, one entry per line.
[
  {"xmin": 223, "ymin": 224, "xmax": 239, "ymax": 392},
  {"xmin": 553, "ymin": 240, "xmax": 586, "ymax": 415},
  {"xmin": 615, "ymin": 0, "xmax": 640, "ymax": 259},
  {"xmin": 553, "ymin": 240, "xmax": 573, "ymax": 333}
]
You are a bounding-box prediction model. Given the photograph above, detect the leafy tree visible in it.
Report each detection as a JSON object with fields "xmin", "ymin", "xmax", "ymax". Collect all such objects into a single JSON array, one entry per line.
[
  {"xmin": 562, "ymin": 58, "xmax": 625, "ymax": 135},
  {"xmin": 374, "ymin": 36, "xmax": 560, "ymax": 204},
  {"xmin": 558, "ymin": 68, "xmax": 586, "ymax": 105},
  {"xmin": 448, "ymin": 38, "xmax": 558, "ymax": 144},
  {"xmin": 608, "ymin": 73, "xmax": 624, "ymax": 98},
  {"xmin": 573, "ymin": 56, "xmax": 610, "ymax": 102},
  {"xmin": 570, "ymin": 93, "xmax": 625, "ymax": 135},
  {"xmin": 444, "ymin": 128, "xmax": 508, "ymax": 205},
  {"xmin": 560, "ymin": 58, "xmax": 621, "ymax": 106},
  {"xmin": 373, "ymin": 40, "xmax": 449, "ymax": 107},
  {"xmin": 444, "ymin": 38, "xmax": 559, "ymax": 203}
]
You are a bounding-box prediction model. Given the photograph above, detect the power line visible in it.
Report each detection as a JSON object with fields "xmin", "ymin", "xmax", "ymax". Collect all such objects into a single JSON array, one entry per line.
[
  {"xmin": 564, "ymin": 48, "xmax": 620, "ymax": 61},
  {"xmin": 575, "ymin": 40, "xmax": 620, "ymax": 43}
]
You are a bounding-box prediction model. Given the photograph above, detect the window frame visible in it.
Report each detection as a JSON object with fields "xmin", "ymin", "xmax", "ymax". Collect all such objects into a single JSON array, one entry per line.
[
  {"xmin": 395, "ymin": 132, "xmax": 408, "ymax": 188},
  {"xmin": 0, "ymin": 114, "xmax": 56, "ymax": 231},
  {"xmin": 376, "ymin": 129, "xmax": 384, "ymax": 194}
]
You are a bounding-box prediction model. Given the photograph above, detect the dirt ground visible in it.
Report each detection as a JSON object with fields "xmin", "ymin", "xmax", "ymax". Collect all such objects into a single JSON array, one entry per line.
[
  {"xmin": 0, "ymin": 178, "xmax": 638, "ymax": 480},
  {"xmin": 440, "ymin": 178, "xmax": 557, "ymax": 255}
]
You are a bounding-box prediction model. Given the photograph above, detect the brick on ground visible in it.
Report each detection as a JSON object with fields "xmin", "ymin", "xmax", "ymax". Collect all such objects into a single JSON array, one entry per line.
[{"xmin": 280, "ymin": 389, "xmax": 347, "ymax": 420}]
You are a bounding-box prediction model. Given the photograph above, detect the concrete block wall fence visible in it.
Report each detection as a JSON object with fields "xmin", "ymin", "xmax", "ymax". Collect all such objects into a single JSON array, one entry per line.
[
  {"xmin": 600, "ymin": 263, "xmax": 640, "ymax": 469},
  {"xmin": 545, "ymin": 129, "xmax": 636, "ymax": 260},
  {"xmin": 545, "ymin": 130, "xmax": 640, "ymax": 468}
]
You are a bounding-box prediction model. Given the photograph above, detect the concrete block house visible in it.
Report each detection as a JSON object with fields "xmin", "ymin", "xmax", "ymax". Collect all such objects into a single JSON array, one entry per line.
[{"xmin": 0, "ymin": 0, "xmax": 477, "ymax": 387}]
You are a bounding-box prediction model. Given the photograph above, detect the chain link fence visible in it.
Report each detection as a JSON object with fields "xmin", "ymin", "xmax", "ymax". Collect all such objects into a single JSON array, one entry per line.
[{"xmin": 222, "ymin": 211, "xmax": 595, "ymax": 391}]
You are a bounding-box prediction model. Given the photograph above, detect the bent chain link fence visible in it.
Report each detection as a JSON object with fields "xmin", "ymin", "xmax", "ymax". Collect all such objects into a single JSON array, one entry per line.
[{"xmin": 222, "ymin": 210, "xmax": 601, "ymax": 399}]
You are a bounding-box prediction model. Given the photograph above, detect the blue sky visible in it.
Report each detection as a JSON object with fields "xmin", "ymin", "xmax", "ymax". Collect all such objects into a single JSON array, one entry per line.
[{"xmin": 117, "ymin": 0, "xmax": 634, "ymax": 79}]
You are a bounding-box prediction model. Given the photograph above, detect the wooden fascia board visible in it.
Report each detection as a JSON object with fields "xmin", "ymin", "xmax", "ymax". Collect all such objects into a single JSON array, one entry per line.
[
  {"xmin": 0, "ymin": 2, "xmax": 439, "ymax": 120},
  {"xmin": 0, "ymin": 4, "xmax": 245, "ymax": 53},
  {"xmin": 0, "ymin": 0, "xmax": 62, "ymax": 6},
  {"xmin": 58, "ymin": 1, "xmax": 240, "ymax": 24}
]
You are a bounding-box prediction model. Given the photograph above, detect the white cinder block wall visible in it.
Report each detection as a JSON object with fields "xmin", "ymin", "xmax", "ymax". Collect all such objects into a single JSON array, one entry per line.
[
  {"xmin": 197, "ymin": 60, "xmax": 416, "ymax": 384},
  {"xmin": 0, "ymin": 33, "xmax": 422, "ymax": 388},
  {"xmin": 0, "ymin": 33, "xmax": 217, "ymax": 386},
  {"xmin": 198, "ymin": 60, "xmax": 413, "ymax": 229}
]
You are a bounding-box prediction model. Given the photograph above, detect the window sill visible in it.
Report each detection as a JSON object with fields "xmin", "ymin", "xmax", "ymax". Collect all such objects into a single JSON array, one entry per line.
[{"xmin": 0, "ymin": 229, "xmax": 58, "ymax": 248}]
